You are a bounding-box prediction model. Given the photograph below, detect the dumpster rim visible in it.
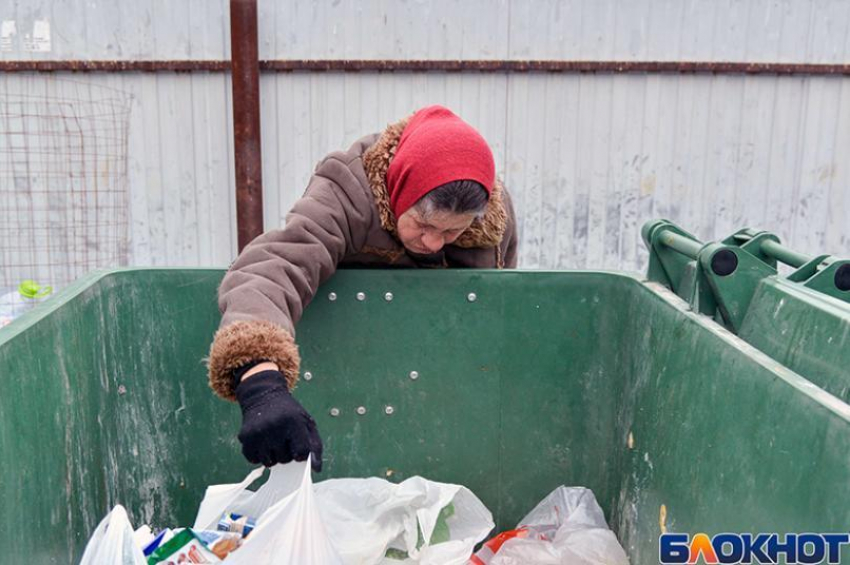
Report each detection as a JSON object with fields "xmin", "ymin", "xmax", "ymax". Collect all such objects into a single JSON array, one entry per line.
[
  {"xmin": 0, "ymin": 267, "xmax": 648, "ymax": 348},
  {"xmin": 3, "ymin": 267, "xmax": 848, "ymax": 424},
  {"xmin": 0, "ymin": 267, "xmax": 224, "ymax": 347},
  {"xmin": 643, "ymin": 280, "xmax": 850, "ymax": 423}
]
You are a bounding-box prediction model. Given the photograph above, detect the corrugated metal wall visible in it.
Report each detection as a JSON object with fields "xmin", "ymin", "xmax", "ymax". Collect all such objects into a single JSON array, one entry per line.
[{"xmin": 2, "ymin": 0, "xmax": 849, "ymax": 273}]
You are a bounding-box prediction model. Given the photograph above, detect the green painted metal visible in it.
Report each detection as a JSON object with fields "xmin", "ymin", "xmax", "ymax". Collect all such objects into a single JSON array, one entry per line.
[
  {"xmin": 2, "ymin": 268, "xmax": 850, "ymax": 564},
  {"xmin": 645, "ymin": 218, "xmax": 850, "ymax": 401},
  {"xmin": 725, "ymin": 229, "xmax": 780, "ymax": 269},
  {"xmin": 741, "ymin": 234, "xmax": 850, "ymax": 302},
  {"xmin": 659, "ymin": 230, "xmax": 703, "ymax": 259},
  {"xmin": 803, "ymin": 258, "xmax": 850, "ymax": 299},
  {"xmin": 644, "ymin": 219, "xmax": 850, "ymax": 331},
  {"xmin": 786, "ymin": 253, "xmax": 833, "ymax": 283},
  {"xmin": 760, "ymin": 237, "xmax": 810, "ymax": 269},
  {"xmin": 617, "ymin": 281, "xmax": 850, "ymax": 563},
  {"xmin": 643, "ymin": 219, "xmax": 702, "ymax": 282},
  {"xmin": 642, "ymin": 219, "xmax": 719, "ymax": 317},
  {"xmin": 0, "ymin": 269, "xmax": 248, "ymax": 565},
  {"xmin": 738, "ymin": 277, "xmax": 850, "ymax": 403},
  {"xmin": 700, "ymin": 242, "xmax": 777, "ymax": 332}
]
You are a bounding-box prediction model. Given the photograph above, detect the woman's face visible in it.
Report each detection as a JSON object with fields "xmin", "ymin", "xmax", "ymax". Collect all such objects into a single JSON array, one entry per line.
[{"xmin": 396, "ymin": 208, "xmax": 477, "ymax": 254}]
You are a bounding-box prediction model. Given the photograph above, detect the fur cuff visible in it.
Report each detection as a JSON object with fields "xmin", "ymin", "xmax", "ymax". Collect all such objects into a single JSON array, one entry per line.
[{"xmin": 207, "ymin": 320, "xmax": 300, "ymax": 401}]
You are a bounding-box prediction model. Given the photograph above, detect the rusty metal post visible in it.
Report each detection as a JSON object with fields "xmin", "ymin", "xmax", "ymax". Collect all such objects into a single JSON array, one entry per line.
[{"xmin": 230, "ymin": 0, "xmax": 263, "ymax": 251}]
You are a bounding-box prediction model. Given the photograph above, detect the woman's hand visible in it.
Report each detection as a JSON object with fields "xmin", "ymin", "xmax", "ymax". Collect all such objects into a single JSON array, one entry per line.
[{"xmin": 234, "ymin": 369, "xmax": 323, "ymax": 472}]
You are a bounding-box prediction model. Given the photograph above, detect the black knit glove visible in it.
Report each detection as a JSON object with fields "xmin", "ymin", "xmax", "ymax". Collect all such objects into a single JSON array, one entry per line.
[{"xmin": 234, "ymin": 369, "xmax": 323, "ymax": 472}]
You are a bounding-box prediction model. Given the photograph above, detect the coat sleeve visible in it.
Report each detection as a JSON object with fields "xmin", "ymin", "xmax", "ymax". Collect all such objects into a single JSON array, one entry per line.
[{"xmin": 207, "ymin": 156, "xmax": 373, "ymax": 401}]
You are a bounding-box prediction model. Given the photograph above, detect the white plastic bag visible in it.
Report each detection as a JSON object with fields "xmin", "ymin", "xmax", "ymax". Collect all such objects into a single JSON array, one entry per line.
[
  {"xmin": 194, "ymin": 460, "xmax": 493, "ymax": 564},
  {"xmin": 82, "ymin": 458, "xmax": 494, "ymax": 564},
  {"xmin": 315, "ymin": 475, "xmax": 494, "ymax": 564},
  {"xmin": 79, "ymin": 505, "xmax": 146, "ymax": 565},
  {"xmin": 194, "ymin": 457, "xmax": 343, "ymax": 564},
  {"xmin": 487, "ymin": 487, "xmax": 629, "ymax": 565}
]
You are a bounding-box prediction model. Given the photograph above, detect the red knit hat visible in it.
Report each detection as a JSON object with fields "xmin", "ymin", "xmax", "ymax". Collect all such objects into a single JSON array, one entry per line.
[{"xmin": 386, "ymin": 105, "xmax": 495, "ymax": 219}]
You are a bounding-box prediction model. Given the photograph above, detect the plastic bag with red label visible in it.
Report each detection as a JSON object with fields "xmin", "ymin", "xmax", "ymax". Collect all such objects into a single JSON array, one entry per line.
[{"xmin": 469, "ymin": 487, "xmax": 629, "ymax": 565}]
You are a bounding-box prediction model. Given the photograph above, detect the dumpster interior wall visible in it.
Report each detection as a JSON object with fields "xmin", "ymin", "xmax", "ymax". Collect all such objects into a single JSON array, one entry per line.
[{"xmin": 1, "ymin": 269, "xmax": 850, "ymax": 563}]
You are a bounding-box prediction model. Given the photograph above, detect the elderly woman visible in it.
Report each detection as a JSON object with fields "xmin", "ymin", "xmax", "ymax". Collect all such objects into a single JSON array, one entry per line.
[{"xmin": 207, "ymin": 105, "xmax": 518, "ymax": 471}]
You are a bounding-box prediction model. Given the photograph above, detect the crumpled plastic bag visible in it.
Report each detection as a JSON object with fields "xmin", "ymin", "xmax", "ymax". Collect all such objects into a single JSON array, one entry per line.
[
  {"xmin": 474, "ymin": 487, "xmax": 629, "ymax": 565},
  {"xmin": 199, "ymin": 457, "xmax": 343, "ymax": 564},
  {"xmin": 315, "ymin": 474, "xmax": 494, "ymax": 564},
  {"xmin": 201, "ymin": 461, "xmax": 494, "ymax": 564},
  {"xmin": 79, "ymin": 505, "xmax": 146, "ymax": 565},
  {"xmin": 81, "ymin": 457, "xmax": 494, "ymax": 564}
]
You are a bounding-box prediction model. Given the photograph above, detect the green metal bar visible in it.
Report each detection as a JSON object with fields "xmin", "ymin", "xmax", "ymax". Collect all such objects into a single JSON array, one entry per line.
[
  {"xmin": 761, "ymin": 239, "xmax": 811, "ymax": 269},
  {"xmin": 658, "ymin": 231, "xmax": 703, "ymax": 259}
]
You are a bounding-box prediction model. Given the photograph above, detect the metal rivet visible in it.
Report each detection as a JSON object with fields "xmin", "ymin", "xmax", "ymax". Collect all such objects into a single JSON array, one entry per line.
[
  {"xmin": 117, "ymin": 385, "xmax": 127, "ymax": 395},
  {"xmin": 467, "ymin": 292, "xmax": 477, "ymax": 302},
  {"xmin": 356, "ymin": 292, "xmax": 366, "ymax": 301},
  {"xmin": 330, "ymin": 408, "xmax": 340, "ymax": 417},
  {"xmin": 303, "ymin": 371, "xmax": 313, "ymax": 381},
  {"xmin": 384, "ymin": 292, "xmax": 394, "ymax": 301},
  {"xmin": 385, "ymin": 405, "xmax": 395, "ymax": 415},
  {"xmin": 328, "ymin": 292, "xmax": 337, "ymax": 301},
  {"xmin": 356, "ymin": 406, "xmax": 367, "ymax": 415},
  {"xmin": 409, "ymin": 371, "xmax": 419, "ymax": 380}
]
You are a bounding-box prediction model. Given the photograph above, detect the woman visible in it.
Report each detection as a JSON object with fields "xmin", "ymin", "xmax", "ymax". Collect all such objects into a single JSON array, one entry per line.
[{"xmin": 207, "ymin": 105, "xmax": 518, "ymax": 471}]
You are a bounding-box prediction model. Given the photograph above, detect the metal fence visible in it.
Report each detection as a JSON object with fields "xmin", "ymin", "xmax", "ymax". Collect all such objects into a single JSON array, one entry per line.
[
  {"xmin": 1, "ymin": 0, "xmax": 849, "ymax": 276},
  {"xmin": 0, "ymin": 78, "xmax": 130, "ymax": 293}
]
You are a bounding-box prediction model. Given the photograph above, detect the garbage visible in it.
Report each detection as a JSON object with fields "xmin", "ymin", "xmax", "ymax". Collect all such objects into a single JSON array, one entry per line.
[
  {"xmin": 314, "ymin": 474, "xmax": 492, "ymax": 564},
  {"xmin": 82, "ymin": 465, "xmax": 625, "ymax": 565},
  {"xmin": 216, "ymin": 513, "xmax": 256, "ymax": 537},
  {"xmin": 141, "ymin": 529, "xmax": 173, "ymax": 557},
  {"xmin": 79, "ymin": 505, "xmax": 146, "ymax": 565},
  {"xmin": 384, "ymin": 502, "xmax": 454, "ymax": 560},
  {"xmin": 470, "ymin": 487, "xmax": 629, "ymax": 565},
  {"xmin": 81, "ymin": 458, "xmax": 494, "ymax": 565},
  {"xmin": 210, "ymin": 459, "xmax": 343, "ymax": 564},
  {"xmin": 469, "ymin": 527, "xmax": 541, "ymax": 562},
  {"xmin": 0, "ymin": 280, "xmax": 53, "ymax": 327},
  {"xmin": 133, "ymin": 525, "xmax": 155, "ymax": 551},
  {"xmin": 146, "ymin": 529, "xmax": 221, "ymax": 564},
  {"xmin": 80, "ymin": 470, "xmax": 629, "ymax": 565},
  {"xmin": 195, "ymin": 531, "xmax": 243, "ymax": 560}
]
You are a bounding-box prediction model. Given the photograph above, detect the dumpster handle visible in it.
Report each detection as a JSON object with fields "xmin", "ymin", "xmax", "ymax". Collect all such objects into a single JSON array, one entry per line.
[
  {"xmin": 759, "ymin": 239, "xmax": 811, "ymax": 269},
  {"xmin": 662, "ymin": 228, "xmax": 815, "ymax": 270},
  {"xmin": 658, "ymin": 231, "xmax": 702, "ymax": 260},
  {"xmin": 645, "ymin": 219, "xmax": 850, "ymax": 335}
]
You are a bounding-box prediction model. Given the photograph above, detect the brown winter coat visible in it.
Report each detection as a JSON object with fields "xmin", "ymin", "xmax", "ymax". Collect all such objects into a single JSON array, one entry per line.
[{"xmin": 207, "ymin": 116, "xmax": 518, "ymax": 401}]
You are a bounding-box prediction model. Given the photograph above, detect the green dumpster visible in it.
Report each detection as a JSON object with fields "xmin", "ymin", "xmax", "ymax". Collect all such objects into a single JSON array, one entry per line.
[{"xmin": 2, "ymin": 262, "xmax": 849, "ymax": 563}]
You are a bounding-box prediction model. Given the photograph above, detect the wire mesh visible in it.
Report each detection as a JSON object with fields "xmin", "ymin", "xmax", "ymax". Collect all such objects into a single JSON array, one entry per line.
[{"xmin": 0, "ymin": 77, "xmax": 132, "ymax": 309}]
